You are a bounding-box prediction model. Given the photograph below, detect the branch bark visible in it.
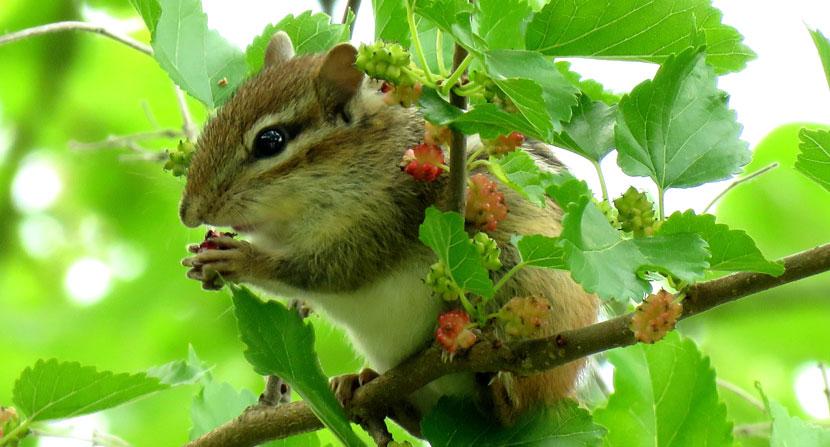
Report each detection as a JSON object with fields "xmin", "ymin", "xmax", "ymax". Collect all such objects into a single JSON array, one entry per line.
[
  {"xmin": 447, "ymin": 44, "xmax": 469, "ymax": 214},
  {"xmin": 187, "ymin": 243, "xmax": 830, "ymax": 447}
]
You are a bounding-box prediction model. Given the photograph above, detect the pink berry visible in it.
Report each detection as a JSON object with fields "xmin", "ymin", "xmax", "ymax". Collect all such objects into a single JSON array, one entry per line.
[
  {"xmin": 401, "ymin": 143, "xmax": 445, "ymax": 182},
  {"xmin": 500, "ymin": 296, "xmax": 552, "ymax": 338},
  {"xmin": 631, "ymin": 290, "xmax": 683, "ymax": 344},
  {"xmin": 197, "ymin": 229, "xmax": 237, "ymax": 253},
  {"xmin": 424, "ymin": 122, "xmax": 453, "ymax": 147},
  {"xmin": 465, "ymin": 174, "xmax": 508, "ymax": 232},
  {"xmin": 485, "ymin": 131, "xmax": 525, "ymax": 155},
  {"xmin": 435, "ymin": 310, "xmax": 477, "ymax": 353}
]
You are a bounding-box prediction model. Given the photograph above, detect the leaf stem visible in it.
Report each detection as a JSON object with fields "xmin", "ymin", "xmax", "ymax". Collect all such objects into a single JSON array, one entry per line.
[
  {"xmin": 591, "ymin": 160, "xmax": 609, "ymax": 203},
  {"xmin": 0, "ymin": 419, "xmax": 31, "ymax": 447},
  {"xmin": 435, "ymin": 29, "xmax": 447, "ymax": 75},
  {"xmin": 702, "ymin": 162, "xmax": 779, "ymax": 213},
  {"xmin": 493, "ymin": 262, "xmax": 526, "ymax": 295},
  {"xmin": 657, "ymin": 187, "xmax": 665, "ymax": 221},
  {"xmin": 406, "ymin": 0, "xmax": 434, "ymax": 84},
  {"xmin": 466, "ymin": 146, "xmax": 487, "ymax": 168},
  {"xmin": 716, "ymin": 378, "xmax": 766, "ymax": 412},
  {"xmin": 441, "ymin": 53, "xmax": 474, "ymax": 96}
]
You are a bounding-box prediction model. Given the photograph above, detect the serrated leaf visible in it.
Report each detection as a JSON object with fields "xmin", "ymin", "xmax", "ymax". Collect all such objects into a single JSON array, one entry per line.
[
  {"xmin": 659, "ymin": 210, "xmax": 784, "ymax": 275},
  {"xmin": 809, "ymin": 28, "xmax": 830, "ymax": 91},
  {"xmin": 419, "ymin": 88, "xmax": 463, "ymax": 126},
  {"xmin": 475, "ymin": 0, "xmax": 531, "ymax": 50},
  {"xmin": 796, "ymin": 128, "xmax": 830, "ymax": 193},
  {"xmin": 419, "ymin": 207, "xmax": 495, "ymax": 298},
  {"xmin": 615, "ymin": 48, "xmax": 750, "ymax": 190},
  {"xmin": 454, "ymin": 104, "xmax": 542, "ymax": 140},
  {"xmin": 129, "ymin": 0, "xmax": 161, "ymax": 34},
  {"xmin": 595, "ymin": 332, "xmax": 733, "ymax": 447},
  {"xmin": 555, "ymin": 61, "xmax": 622, "ymax": 105},
  {"xmin": 231, "ymin": 285, "xmax": 365, "ymax": 447},
  {"xmin": 246, "ymin": 11, "xmax": 352, "ymax": 74},
  {"xmin": 12, "ymin": 359, "xmax": 168, "ymax": 421},
  {"xmin": 147, "ymin": 345, "xmax": 211, "ymax": 386},
  {"xmin": 561, "ymin": 198, "xmax": 709, "ymax": 301},
  {"xmin": 372, "ymin": 0, "xmax": 410, "ymax": 47},
  {"xmin": 422, "ymin": 397, "xmax": 605, "ymax": 446},
  {"xmin": 189, "ymin": 381, "xmax": 321, "ymax": 446},
  {"xmin": 488, "ymin": 149, "xmax": 553, "ymax": 207},
  {"xmin": 484, "ymin": 50, "xmax": 580, "ymax": 139},
  {"xmin": 526, "ymin": 0, "xmax": 755, "ymax": 74},
  {"xmin": 151, "ymin": 0, "xmax": 248, "ymax": 108},
  {"xmin": 769, "ymin": 400, "xmax": 830, "ymax": 447},
  {"xmin": 414, "ymin": 0, "xmax": 479, "ymax": 53},
  {"xmin": 513, "ymin": 235, "xmax": 565, "ymax": 269},
  {"xmin": 554, "ymin": 94, "xmax": 617, "ymax": 162},
  {"xmin": 545, "ymin": 176, "xmax": 593, "ymax": 209}
]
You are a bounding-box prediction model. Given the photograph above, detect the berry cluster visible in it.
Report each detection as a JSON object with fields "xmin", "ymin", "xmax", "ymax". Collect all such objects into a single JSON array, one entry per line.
[
  {"xmin": 499, "ymin": 296, "xmax": 552, "ymax": 338},
  {"xmin": 435, "ymin": 309, "xmax": 478, "ymax": 355},
  {"xmin": 355, "ymin": 41, "xmax": 415, "ymax": 86},
  {"xmin": 401, "ymin": 143, "xmax": 445, "ymax": 182},
  {"xmin": 0, "ymin": 406, "xmax": 18, "ymax": 438},
  {"xmin": 425, "ymin": 261, "xmax": 460, "ymax": 301},
  {"xmin": 466, "ymin": 174, "xmax": 509, "ymax": 232},
  {"xmin": 631, "ymin": 290, "xmax": 682, "ymax": 344},
  {"xmin": 164, "ymin": 140, "xmax": 195, "ymax": 177},
  {"xmin": 484, "ymin": 131, "xmax": 525, "ymax": 155},
  {"xmin": 473, "ymin": 232, "xmax": 502, "ymax": 271},
  {"xmin": 614, "ymin": 187, "xmax": 658, "ymax": 237}
]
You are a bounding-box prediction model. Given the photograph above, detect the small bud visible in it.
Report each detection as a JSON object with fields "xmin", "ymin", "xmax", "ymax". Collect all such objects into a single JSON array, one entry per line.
[
  {"xmin": 465, "ymin": 174, "xmax": 508, "ymax": 232},
  {"xmin": 164, "ymin": 139, "xmax": 196, "ymax": 177},
  {"xmin": 401, "ymin": 143, "xmax": 445, "ymax": 182},
  {"xmin": 631, "ymin": 290, "xmax": 682, "ymax": 344}
]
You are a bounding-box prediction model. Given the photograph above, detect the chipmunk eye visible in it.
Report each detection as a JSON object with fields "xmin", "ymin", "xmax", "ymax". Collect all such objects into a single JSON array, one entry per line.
[{"xmin": 252, "ymin": 126, "xmax": 287, "ymax": 159}]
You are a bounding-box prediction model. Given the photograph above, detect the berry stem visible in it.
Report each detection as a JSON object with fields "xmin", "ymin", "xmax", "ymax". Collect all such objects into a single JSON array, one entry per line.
[
  {"xmin": 493, "ymin": 262, "xmax": 526, "ymax": 295},
  {"xmin": 457, "ymin": 293, "xmax": 477, "ymax": 318},
  {"xmin": 468, "ymin": 159, "xmax": 489, "ymax": 171},
  {"xmin": 454, "ymin": 83, "xmax": 485, "ymax": 97},
  {"xmin": 0, "ymin": 418, "xmax": 31, "ymax": 447},
  {"xmin": 591, "ymin": 160, "xmax": 609, "ymax": 203},
  {"xmin": 441, "ymin": 53, "xmax": 474, "ymax": 96},
  {"xmin": 406, "ymin": 0, "xmax": 434, "ymax": 84},
  {"xmin": 466, "ymin": 146, "xmax": 487, "ymax": 168},
  {"xmin": 435, "ymin": 29, "xmax": 448, "ymax": 75}
]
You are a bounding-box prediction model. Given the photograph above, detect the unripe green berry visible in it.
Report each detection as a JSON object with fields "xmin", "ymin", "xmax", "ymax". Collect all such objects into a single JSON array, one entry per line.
[
  {"xmin": 614, "ymin": 187, "xmax": 657, "ymax": 237},
  {"xmin": 355, "ymin": 41, "xmax": 413, "ymax": 86},
  {"xmin": 425, "ymin": 261, "xmax": 460, "ymax": 301},
  {"xmin": 473, "ymin": 232, "xmax": 502, "ymax": 271}
]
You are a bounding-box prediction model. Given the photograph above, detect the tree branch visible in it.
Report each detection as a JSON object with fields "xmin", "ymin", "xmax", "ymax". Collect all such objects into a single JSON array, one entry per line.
[
  {"xmin": 342, "ymin": 0, "xmax": 362, "ymax": 37},
  {"xmin": 447, "ymin": 44, "xmax": 469, "ymax": 214},
  {"xmin": 0, "ymin": 21, "xmax": 151, "ymax": 55},
  {"xmin": 187, "ymin": 243, "xmax": 830, "ymax": 447}
]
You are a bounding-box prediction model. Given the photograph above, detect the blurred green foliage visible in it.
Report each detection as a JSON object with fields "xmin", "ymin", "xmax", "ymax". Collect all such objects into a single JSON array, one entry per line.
[{"xmin": 0, "ymin": 1, "xmax": 828, "ymax": 446}]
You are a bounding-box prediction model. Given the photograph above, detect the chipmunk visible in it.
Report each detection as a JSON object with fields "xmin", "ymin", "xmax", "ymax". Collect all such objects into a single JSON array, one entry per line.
[{"xmin": 179, "ymin": 32, "xmax": 598, "ymax": 430}]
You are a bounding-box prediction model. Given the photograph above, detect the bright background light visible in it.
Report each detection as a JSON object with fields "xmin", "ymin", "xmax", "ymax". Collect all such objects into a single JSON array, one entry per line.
[
  {"xmin": 794, "ymin": 363, "xmax": 830, "ymax": 419},
  {"xmin": 11, "ymin": 154, "xmax": 63, "ymax": 213},
  {"xmin": 63, "ymin": 258, "xmax": 113, "ymax": 306}
]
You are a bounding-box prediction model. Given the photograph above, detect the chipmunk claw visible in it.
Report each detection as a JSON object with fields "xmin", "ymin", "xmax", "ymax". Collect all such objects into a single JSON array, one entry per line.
[
  {"xmin": 182, "ymin": 238, "xmax": 257, "ymax": 289},
  {"xmin": 330, "ymin": 368, "xmax": 379, "ymax": 409}
]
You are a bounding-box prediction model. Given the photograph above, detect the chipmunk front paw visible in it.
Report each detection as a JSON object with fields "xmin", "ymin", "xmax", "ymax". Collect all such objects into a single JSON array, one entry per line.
[{"xmin": 181, "ymin": 237, "xmax": 264, "ymax": 290}]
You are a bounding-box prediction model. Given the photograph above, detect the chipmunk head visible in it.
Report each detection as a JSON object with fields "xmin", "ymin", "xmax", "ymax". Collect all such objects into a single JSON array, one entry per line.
[{"xmin": 179, "ymin": 32, "xmax": 421, "ymax": 247}]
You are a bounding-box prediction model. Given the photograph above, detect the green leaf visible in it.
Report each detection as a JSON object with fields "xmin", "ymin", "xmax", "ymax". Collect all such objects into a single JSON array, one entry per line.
[
  {"xmin": 615, "ymin": 48, "xmax": 750, "ymax": 190},
  {"xmin": 545, "ymin": 176, "xmax": 593, "ymax": 209},
  {"xmin": 659, "ymin": 210, "xmax": 784, "ymax": 275},
  {"xmin": 513, "ymin": 235, "xmax": 565, "ymax": 269},
  {"xmin": 561, "ymin": 198, "xmax": 709, "ymax": 301},
  {"xmin": 147, "ymin": 345, "xmax": 211, "ymax": 386},
  {"xmin": 246, "ymin": 11, "xmax": 352, "ymax": 74},
  {"xmin": 414, "ymin": 0, "xmax": 479, "ymax": 53},
  {"xmin": 422, "ymin": 398, "xmax": 605, "ymax": 446},
  {"xmin": 595, "ymin": 332, "xmax": 733, "ymax": 446},
  {"xmin": 475, "ymin": 0, "xmax": 531, "ymax": 50},
  {"xmin": 526, "ymin": 0, "xmax": 755, "ymax": 74},
  {"xmin": 419, "ymin": 207, "xmax": 495, "ymax": 298},
  {"xmin": 454, "ymin": 104, "xmax": 542, "ymax": 140},
  {"xmin": 414, "ymin": 16, "xmax": 455, "ymax": 74},
  {"xmin": 231, "ymin": 285, "xmax": 365, "ymax": 447},
  {"xmin": 129, "ymin": 0, "xmax": 161, "ymax": 34},
  {"xmin": 809, "ymin": 28, "xmax": 830, "ymax": 91},
  {"xmin": 189, "ymin": 381, "xmax": 321, "ymax": 446},
  {"xmin": 372, "ymin": 0, "xmax": 410, "ymax": 47},
  {"xmin": 488, "ymin": 149, "xmax": 553, "ymax": 207},
  {"xmin": 768, "ymin": 399, "xmax": 830, "ymax": 447},
  {"xmin": 484, "ymin": 49, "xmax": 580, "ymax": 138},
  {"xmin": 555, "ymin": 61, "xmax": 622, "ymax": 105},
  {"xmin": 419, "ymin": 88, "xmax": 463, "ymax": 125},
  {"xmin": 151, "ymin": 0, "xmax": 248, "ymax": 108},
  {"xmin": 12, "ymin": 359, "xmax": 168, "ymax": 421},
  {"xmin": 796, "ymin": 128, "xmax": 830, "ymax": 193},
  {"xmin": 554, "ymin": 94, "xmax": 617, "ymax": 162}
]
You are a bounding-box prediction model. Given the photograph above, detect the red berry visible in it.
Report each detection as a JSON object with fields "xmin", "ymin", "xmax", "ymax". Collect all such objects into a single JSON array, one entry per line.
[
  {"xmin": 435, "ymin": 310, "xmax": 477, "ymax": 354},
  {"xmin": 465, "ymin": 174, "xmax": 508, "ymax": 232},
  {"xmin": 197, "ymin": 229, "xmax": 237, "ymax": 253},
  {"xmin": 485, "ymin": 131, "xmax": 525, "ymax": 155},
  {"xmin": 401, "ymin": 143, "xmax": 445, "ymax": 182},
  {"xmin": 631, "ymin": 290, "xmax": 683, "ymax": 344},
  {"xmin": 499, "ymin": 296, "xmax": 552, "ymax": 338}
]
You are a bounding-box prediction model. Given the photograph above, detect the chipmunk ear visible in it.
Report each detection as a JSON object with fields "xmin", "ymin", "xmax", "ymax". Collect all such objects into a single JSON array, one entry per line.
[
  {"xmin": 264, "ymin": 31, "xmax": 295, "ymax": 67},
  {"xmin": 317, "ymin": 43, "xmax": 364, "ymax": 107}
]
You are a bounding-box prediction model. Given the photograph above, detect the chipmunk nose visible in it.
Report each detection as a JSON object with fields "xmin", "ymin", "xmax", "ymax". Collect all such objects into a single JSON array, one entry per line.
[{"xmin": 179, "ymin": 196, "xmax": 202, "ymax": 228}]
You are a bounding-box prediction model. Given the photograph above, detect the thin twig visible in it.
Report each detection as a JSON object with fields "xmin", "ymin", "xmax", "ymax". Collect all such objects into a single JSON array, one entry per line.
[
  {"xmin": 0, "ymin": 21, "xmax": 151, "ymax": 55},
  {"xmin": 186, "ymin": 243, "xmax": 830, "ymax": 447},
  {"xmin": 716, "ymin": 378, "xmax": 766, "ymax": 412},
  {"xmin": 342, "ymin": 0, "xmax": 361, "ymax": 37},
  {"xmin": 703, "ymin": 162, "xmax": 779, "ymax": 213},
  {"xmin": 819, "ymin": 362, "xmax": 830, "ymax": 416},
  {"xmin": 733, "ymin": 421, "xmax": 771, "ymax": 437},
  {"xmin": 173, "ymin": 86, "xmax": 198, "ymax": 142},
  {"xmin": 69, "ymin": 129, "xmax": 180, "ymax": 162},
  {"xmin": 447, "ymin": 44, "xmax": 469, "ymax": 214}
]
